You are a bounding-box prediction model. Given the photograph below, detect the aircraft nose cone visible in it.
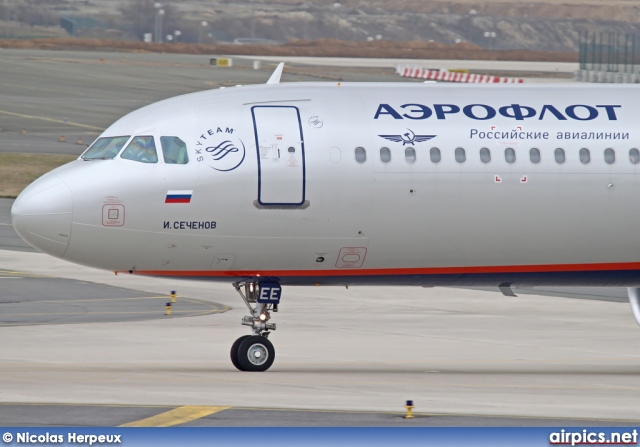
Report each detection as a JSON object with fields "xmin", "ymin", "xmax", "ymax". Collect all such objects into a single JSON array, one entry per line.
[{"xmin": 11, "ymin": 175, "xmax": 73, "ymax": 258}]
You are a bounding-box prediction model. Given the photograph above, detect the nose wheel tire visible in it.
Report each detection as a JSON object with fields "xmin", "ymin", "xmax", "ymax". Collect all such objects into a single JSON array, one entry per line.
[
  {"xmin": 233, "ymin": 335, "xmax": 275, "ymax": 372},
  {"xmin": 230, "ymin": 335, "xmax": 251, "ymax": 371}
]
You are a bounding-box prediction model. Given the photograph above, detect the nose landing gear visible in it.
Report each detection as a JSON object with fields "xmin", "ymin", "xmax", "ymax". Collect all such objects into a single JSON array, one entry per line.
[
  {"xmin": 231, "ymin": 335, "xmax": 275, "ymax": 372},
  {"xmin": 230, "ymin": 281, "xmax": 281, "ymax": 372}
]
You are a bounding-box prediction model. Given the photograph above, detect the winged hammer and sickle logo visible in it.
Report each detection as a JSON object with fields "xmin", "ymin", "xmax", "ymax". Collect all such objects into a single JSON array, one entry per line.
[{"xmin": 379, "ymin": 129, "xmax": 436, "ymax": 145}]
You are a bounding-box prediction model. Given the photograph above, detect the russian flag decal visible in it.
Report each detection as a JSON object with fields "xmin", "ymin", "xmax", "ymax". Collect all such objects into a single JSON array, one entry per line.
[{"xmin": 165, "ymin": 190, "xmax": 193, "ymax": 204}]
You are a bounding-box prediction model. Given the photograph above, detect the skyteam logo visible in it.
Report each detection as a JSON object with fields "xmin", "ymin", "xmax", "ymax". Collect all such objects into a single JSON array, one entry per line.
[
  {"xmin": 195, "ymin": 126, "xmax": 245, "ymax": 172},
  {"xmin": 205, "ymin": 137, "xmax": 245, "ymax": 171},
  {"xmin": 379, "ymin": 129, "xmax": 436, "ymax": 145},
  {"xmin": 208, "ymin": 140, "xmax": 239, "ymax": 160}
]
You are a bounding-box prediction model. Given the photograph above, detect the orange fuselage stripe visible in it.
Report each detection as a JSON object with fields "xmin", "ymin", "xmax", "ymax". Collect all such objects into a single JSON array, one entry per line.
[{"xmin": 130, "ymin": 261, "xmax": 640, "ymax": 277}]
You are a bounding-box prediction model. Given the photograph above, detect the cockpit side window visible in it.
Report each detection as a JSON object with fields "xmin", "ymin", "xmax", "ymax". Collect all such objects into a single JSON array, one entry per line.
[
  {"xmin": 120, "ymin": 136, "xmax": 158, "ymax": 163},
  {"xmin": 160, "ymin": 136, "xmax": 189, "ymax": 164},
  {"xmin": 81, "ymin": 136, "xmax": 130, "ymax": 160}
]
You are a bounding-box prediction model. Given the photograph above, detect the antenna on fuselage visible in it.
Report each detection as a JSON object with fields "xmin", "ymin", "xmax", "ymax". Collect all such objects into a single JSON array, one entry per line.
[{"xmin": 267, "ymin": 62, "xmax": 285, "ymax": 84}]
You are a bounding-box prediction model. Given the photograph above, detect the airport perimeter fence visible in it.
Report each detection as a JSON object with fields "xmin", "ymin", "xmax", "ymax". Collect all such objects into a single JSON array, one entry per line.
[{"xmin": 575, "ymin": 31, "xmax": 640, "ymax": 83}]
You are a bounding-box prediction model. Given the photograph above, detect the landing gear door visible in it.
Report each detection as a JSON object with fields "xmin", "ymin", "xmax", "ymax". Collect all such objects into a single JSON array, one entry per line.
[{"xmin": 252, "ymin": 105, "xmax": 306, "ymax": 206}]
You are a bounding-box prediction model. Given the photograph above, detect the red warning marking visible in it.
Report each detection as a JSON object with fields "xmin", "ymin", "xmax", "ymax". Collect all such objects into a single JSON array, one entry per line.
[
  {"xmin": 516, "ymin": 126, "xmax": 523, "ymax": 131},
  {"xmin": 102, "ymin": 204, "xmax": 125, "ymax": 227},
  {"xmin": 336, "ymin": 247, "xmax": 367, "ymax": 269},
  {"xmin": 490, "ymin": 126, "xmax": 496, "ymax": 130},
  {"xmin": 494, "ymin": 175, "xmax": 502, "ymax": 183},
  {"xmin": 521, "ymin": 175, "xmax": 528, "ymax": 183}
]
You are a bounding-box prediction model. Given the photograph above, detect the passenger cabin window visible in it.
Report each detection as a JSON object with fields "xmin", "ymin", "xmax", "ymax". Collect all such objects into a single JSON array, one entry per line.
[
  {"xmin": 160, "ymin": 136, "xmax": 189, "ymax": 164},
  {"xmin": 479, "ymin": 147, "xmax": 491, "ymax": 164},
  {"xmin": 121, "ymin": 136, "xmax": 158, "ymax": 163},
  {"xmin": 430, "ymin": 147, "xmax": 441, "ymax": 164},
  {"xmin": 579, "ymin": 148, "xmax": 590, "ymax": 164},
  {"xmin": 379, "ymin": 147, "xmax": 391, "ymax": 163},
  {"xmin": 82, "ymin": 136, "xmax": 130, "ymax": 160},
  {"xmin": 529, "ymin": 148, "xmax": 541, "ymax": 164},
  {"xmin": 505, "ymin": 147, "xmax": 516, "ymax": 164},
  {"xmin": 554, "ymin": 148, "xmax": 566, "ymax": 164},
  {"xmin": 355, "ymin": 147, "xmax": 366, "ymax": 164},
  {"xmin": 455, "ymin": 147, "xmax": 466, "ymax": 164},
  {"xmin": 405, "ymin": 147, "xmax": 416, "ymax": 164},
  {"xmin": 604, "ymin": 148, "xmax": 615, "ymax": 164},
  {"xmin": 630, "ymin": 148, "xmax": 640, "ymax": 165}
]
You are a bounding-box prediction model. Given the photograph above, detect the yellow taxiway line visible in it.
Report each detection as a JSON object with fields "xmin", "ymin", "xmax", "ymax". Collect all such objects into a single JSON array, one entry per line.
[{"xmin": 120, "ymin": 405, "xmax": 230, "ymax": 427}]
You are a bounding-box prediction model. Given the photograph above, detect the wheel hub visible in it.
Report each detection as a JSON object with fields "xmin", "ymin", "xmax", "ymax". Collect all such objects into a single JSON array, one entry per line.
[{"xmin": 248, "ymin": 343, "xmax": 268, "ymax": 365}]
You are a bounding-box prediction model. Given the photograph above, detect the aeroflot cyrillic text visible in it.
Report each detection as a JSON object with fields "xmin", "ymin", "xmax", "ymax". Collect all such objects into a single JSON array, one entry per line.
[{"xmin": 374, "ymin": 104, "xmax": 621, "ymax": 121}]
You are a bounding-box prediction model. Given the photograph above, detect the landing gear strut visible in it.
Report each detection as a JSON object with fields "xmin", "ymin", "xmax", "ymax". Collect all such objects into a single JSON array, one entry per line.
[{"xmin": 230, "ymin": 281, "xmax": 281, "ymax": 372}]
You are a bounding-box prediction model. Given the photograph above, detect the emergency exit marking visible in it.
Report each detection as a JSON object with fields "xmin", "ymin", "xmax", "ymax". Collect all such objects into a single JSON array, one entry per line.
[
  {"xmin": 494, "ymin": 175, "xmax": 502, "ymax": 183},
  {"xmin": 521, "ymin": 176, "xmax": 528, "ymax": 183}
]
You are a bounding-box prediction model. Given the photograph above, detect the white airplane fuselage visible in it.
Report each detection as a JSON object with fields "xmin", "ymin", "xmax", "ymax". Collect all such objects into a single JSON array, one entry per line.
[{"xmin": 11, "ymin": 82, "xmax": 640, "ymax": 287}]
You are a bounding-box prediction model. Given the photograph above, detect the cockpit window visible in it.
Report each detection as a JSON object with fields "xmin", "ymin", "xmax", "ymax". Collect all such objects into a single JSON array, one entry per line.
[
  {"xmin": 120, "ymin": 136, "xmax": 158, "ymax": 163},
  {"xmin": 160, "ymin": 136, "xmax": 189, "ymax": 164},
  {"xmin": 81, "ymin": 136, "xmax": 130, "ymax": 160}
]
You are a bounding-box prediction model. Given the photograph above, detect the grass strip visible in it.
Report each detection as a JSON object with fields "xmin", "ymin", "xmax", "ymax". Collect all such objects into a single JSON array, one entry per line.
[{"xmin": 0, "ymin": 153, "xmax": 77, "ymax": 198}]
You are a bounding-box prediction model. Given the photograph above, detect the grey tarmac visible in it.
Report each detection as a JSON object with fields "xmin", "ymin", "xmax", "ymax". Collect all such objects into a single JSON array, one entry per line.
[{"xmin": 0, "ymin": 404, "xmax": 636, "ymax": 427}]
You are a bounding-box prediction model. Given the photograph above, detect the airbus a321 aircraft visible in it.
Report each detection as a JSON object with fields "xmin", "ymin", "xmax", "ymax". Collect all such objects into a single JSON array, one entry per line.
[{"xmin": 11, "ymin": 64, "xmax": 640, "ymax": 371}]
